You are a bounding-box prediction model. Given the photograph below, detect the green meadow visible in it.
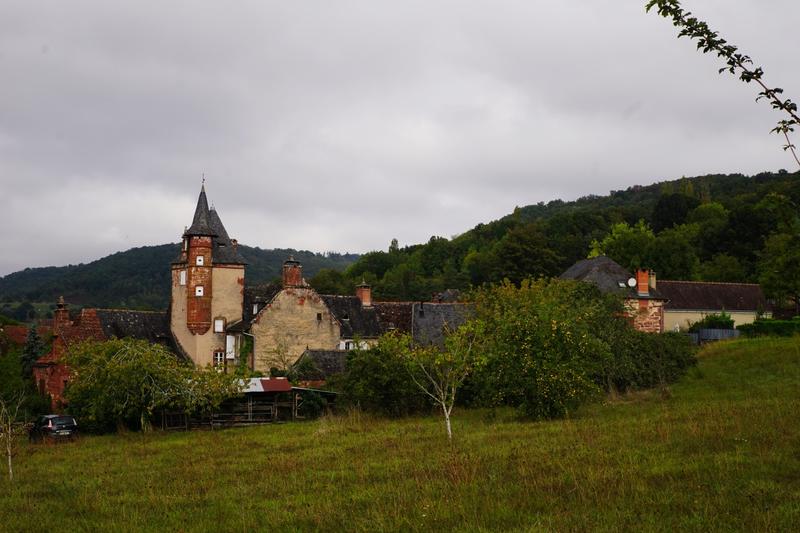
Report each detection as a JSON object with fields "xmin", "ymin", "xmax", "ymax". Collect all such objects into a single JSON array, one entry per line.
[{"xmin": 2, "ymin": 337, "xmax": 799, "ymax": 532}]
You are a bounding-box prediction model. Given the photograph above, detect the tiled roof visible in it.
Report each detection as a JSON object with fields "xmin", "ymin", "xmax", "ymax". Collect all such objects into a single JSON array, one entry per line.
[
  {"xmin": 412, "ymin": 303, "xmax": 472, "ymax": 347},
  {"xmin": 374, "ymin": 302, "xmax": 413, "ymax": 333},
  {"xmin": 2, "ymin": 325, "xmax": 30, "ymax": 345},
  {"xmin": 320, "ymin": 295, "xmax": 383, "ymax": 338},
  {"xmin": 658, "ymin": 281, "xmax": 769, "ymax": 312}
]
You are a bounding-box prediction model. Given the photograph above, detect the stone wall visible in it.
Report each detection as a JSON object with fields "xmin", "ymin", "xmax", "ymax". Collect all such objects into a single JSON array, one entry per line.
[
  {"xmin": 250, "ymin": 287, "xmax": 341, "ymax": 373},
  {"xmin": 624, "ymin": 298, "xmax": 665, "ymax": 334}
]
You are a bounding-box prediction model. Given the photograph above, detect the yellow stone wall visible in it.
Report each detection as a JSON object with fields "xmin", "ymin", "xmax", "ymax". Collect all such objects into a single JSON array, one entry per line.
[{"xmin": 250, "ymin": 287, "xmax": 341, "ymax": 373}]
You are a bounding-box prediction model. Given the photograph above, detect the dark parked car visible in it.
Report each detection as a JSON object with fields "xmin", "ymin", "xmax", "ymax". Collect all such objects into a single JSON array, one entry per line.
[{"xmin": 29, "ymin": 415, "xmax": 79, "ymax": 443}]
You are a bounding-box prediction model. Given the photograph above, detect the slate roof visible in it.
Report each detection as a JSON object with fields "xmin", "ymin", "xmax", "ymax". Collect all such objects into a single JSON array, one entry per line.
[
  {"xmin": 184, "ymin": 186, "xmax": 217, "ymax": 237},
  {"xmin": 657, "ymin": 281, "xmax": 769, "ymax": 312},
  {"xmin": 208, "ymin": 208, "xmax": 246, "ymax": 265},
  {"xmin": 243, "ymin": 284, "xmax": 282, "ymax": 323},
  {"xmin": 374, "ymin": 302, "xmax": 413, "ymax": 333},
  {"xmin": 94, "ymin": 309, "xmax": 170, "ymax": 343},
  {"xmin": 36, "ymin": 308, "xmax": 174, "ymax": 366},
  {"xmin": 296, "ymin": 349, "xmax": 348, "ymax": 379},
  {"xmin": 320, "ymin": 295, "xmax": 383, "ymax": 339},
  {"xmin": 560, "ymin": 256, "xmax": 664, "ymax": 299},
  {"xmin": 412, "ymin": 303, "xmax": 472, "ymax": 347}
]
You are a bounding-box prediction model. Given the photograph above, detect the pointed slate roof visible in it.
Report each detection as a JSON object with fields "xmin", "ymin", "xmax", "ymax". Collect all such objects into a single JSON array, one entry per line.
[
  {"xmin": 208, "ymin": 208, "xmax": 246, "ymax": 264},
  {"xmin": 184, "ymin": 186, "xmax": 217, "ymax": 237}
]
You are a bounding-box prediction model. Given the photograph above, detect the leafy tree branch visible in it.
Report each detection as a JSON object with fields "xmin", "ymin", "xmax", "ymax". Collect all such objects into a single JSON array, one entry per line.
[{"xmin": 646, "ymin": 0, "xmax": 800, "ymax": 168}]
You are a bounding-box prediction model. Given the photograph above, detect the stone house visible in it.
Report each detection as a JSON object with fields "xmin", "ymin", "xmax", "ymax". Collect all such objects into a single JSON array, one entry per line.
[
  {"xmin": 560, "ymin": 256, "xmax": 666, "ymax": 333},
  {"xmin": 33, "ymin": 185, "xmax": 471, "ymax": 402},
  {"xmin": 33, "ymin": 297, "xmax": 170, "ymax": 408},
  {"xmin": 657, "ymin": 281, "xmax": 770, "ymax": 331},
  {"xmin": 170, "ymin": 186, "xmax": 469, "ymax": 374},
  {"xmin": 560, "ymin": 256, "xmax": 770, "ymax": 333}
]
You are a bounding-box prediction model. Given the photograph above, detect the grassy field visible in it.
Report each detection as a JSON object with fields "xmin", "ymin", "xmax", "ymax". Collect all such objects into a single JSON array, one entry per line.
[{"xmin": 2, "ymin": 337, "xmax": 799, "ymax": 532}]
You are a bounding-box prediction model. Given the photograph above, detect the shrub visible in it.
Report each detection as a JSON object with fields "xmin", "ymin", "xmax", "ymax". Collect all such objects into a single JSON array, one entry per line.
[
  {"xmin": 470, "ymin": 279, "xmax": 614, "ymax": 419},
  {"xmin": 738, "ymin": 319, "xmax": 800, "ymax": 337},
  {"xmin": 688, "ymin": 311, "xmax": 734, "ymax": 332},
  {"xmin": 338, "ymin": 334, "xmax": 429, "ymax": 417},
  {"xmin": 598, "ymin": 327, "xmax": 696, "ymax": 392}
]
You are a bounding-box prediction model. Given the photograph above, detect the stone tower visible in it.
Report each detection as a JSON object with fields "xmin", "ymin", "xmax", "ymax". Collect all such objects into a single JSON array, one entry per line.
[{"xmin": 170, "ymin": 186, "xmax": 246, "ymax": 368}]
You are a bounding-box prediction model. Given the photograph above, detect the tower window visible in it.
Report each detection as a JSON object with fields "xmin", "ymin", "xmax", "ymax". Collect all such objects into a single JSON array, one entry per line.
[
  {"xmin": 196, "ymin": 255, "xmax": 205, "ymax": 266},
  {"xmin": 316, "ymin": 312, "xmax": 322, "ymax": 322},
  {"xmin": 195, "ymin": 286, "xmax": 204, "ymax": 297},
  {"xmin": 179, "ymin": 270, "xmax": 187, "ymax": 286}
]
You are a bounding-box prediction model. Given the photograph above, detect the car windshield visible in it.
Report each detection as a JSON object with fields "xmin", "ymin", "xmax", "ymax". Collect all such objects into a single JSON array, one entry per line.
[{"xmin": 53, "ymin": 416, "xmax": 75, "ymax": 426}]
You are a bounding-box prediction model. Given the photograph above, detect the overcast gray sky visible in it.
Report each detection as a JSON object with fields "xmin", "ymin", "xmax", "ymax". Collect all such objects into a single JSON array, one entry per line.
[{"xmin": 1, "ymin": 1, "xmax": 798, "ymax": 276}]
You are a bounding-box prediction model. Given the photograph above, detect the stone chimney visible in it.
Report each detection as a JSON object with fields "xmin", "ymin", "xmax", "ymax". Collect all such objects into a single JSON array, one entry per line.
[
  {"xmin": 356, "ymin": 279, "xmax": 372, "ymax": 307},
  {"xmin": 54, "ymin": 296, "xmax": 71, "ymax": 332},
  {"xmin": 636, "ymin": 269, "xmax": 650, "ymax": 297},
  {"xmin": 282, "ymin": 256, "xmax": 303, "ymax": 288},
  {"xmin": 649, "ymin": 270, "xmax": 657, "ymax": 291}
]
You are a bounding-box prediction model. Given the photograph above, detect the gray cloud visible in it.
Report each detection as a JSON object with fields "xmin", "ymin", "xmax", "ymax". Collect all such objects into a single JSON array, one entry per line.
[{"xmin": 1, "ymin": 1, "xmax": 798, "ymax": 275}]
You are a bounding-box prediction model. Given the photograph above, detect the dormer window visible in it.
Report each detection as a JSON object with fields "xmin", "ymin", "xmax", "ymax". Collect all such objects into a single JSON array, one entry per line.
[
  {"xmin": 196, "ymin": 255, "xmax": 205, "ymax": 266},
  {"xmin": 195, "ymin": 286, "xmax": 204, "ymax": 297}
]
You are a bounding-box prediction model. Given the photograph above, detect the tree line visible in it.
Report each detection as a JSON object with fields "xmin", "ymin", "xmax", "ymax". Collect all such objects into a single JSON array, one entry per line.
[{"xmin": 309, "ymin": 171, "xmax": 800, "ymax": 313}]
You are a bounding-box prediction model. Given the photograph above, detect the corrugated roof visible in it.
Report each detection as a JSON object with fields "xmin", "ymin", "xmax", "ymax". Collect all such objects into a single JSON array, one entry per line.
[
  {"xmin": 242, "ymin": 377, "xmax": 292, "ymax": 393},
  {"xmin": 658, "ymin": 281, "xmax": 769, "ymax": 312}
]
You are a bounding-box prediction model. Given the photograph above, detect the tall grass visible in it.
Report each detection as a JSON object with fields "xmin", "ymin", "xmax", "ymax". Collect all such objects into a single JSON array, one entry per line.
[{"xmin": 2, "ymin": 337, "xmax": 799, "ymax": 532}]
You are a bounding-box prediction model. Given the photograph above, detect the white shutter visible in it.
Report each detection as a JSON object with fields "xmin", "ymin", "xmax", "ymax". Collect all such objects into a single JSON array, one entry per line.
[{"xmin": 226, "ymin": 335, "xmax": 236, "ymax": 359}]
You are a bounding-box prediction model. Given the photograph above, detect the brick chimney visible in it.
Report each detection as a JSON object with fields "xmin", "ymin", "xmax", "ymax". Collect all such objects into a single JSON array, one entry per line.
[
  {"xmin": 356, "ymin": 279, "xmax": 372, "ymax": 307},
  {"xmin": 282, "ymin": 256, "xmax": 303, "ymax": 288},
  {"xmin": 54, "ymin": 296, "xmax": 71, "ymax": 332},
  {"xmin": 636, "ymin": 269, "xmax": 650, "ymax": 297}
]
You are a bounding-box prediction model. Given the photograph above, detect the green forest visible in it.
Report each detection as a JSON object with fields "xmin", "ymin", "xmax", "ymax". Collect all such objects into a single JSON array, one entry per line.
[
  {"xmin": 310, "ymin": 170, "xmax": 800, "ymax": 313},
  {"xmin": 0, "ymin": 246, "xmax": 358, "ymax": 317},
  {"xmin": 2, "ymin": 170, "xmax": 800, "ymax": 317}
]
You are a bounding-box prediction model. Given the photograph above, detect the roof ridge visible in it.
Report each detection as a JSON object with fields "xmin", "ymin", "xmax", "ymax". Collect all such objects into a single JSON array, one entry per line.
[{"xmin": 660, "ymin": 280, "xmax": 762, "ymax": 287}]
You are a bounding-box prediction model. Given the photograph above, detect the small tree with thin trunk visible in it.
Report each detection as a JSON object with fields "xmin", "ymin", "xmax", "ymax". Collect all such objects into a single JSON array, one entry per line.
[
  {"xmin": 0, "ymin": 391, "xmax": 25, "ymax": 482},
  {"xmin": 402, "ymin": 324, "xmax": 477, "ymax": 441}
]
